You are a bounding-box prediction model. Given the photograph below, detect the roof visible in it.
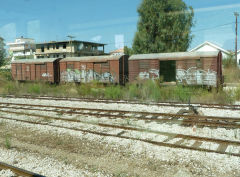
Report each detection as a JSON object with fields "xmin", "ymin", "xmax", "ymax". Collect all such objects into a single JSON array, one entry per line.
[
  {"xmin": 36, "ymin": 40, "xmax": 106, "ymax": 46},
  {"xmin": 129, "ymin": 51, "xmax": 220, "ymax": 60},
  {"xmin": 11, "ymin": 58, "xmax": 59, "ymax": 64},
  {"xmin": 189, "ymin": 41, "xmax": 230, "ymax": 55},
  {"xmin": 110, "ymin": 48, "xmax": 124, "ymax": 54},
  {"xmin": 60, "ymin": 55, "xmax": 125, "ymax": 62}
]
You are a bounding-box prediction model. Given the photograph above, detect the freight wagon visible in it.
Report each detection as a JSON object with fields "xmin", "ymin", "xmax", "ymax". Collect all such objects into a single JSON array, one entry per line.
[
  {"xmin": 11, "ymin": 51, "xmax": 223, "ymax": 87},
  {"xmin": 128, "ymin": 51, "xmax": 223, "ymax": 87},
  {"xmin": 59, "ymin": 55, "xmax": 128, "ymax": 85},
  {"xmin": 11, "ymin": 58, "xmax": 61, "ymax": 83}
]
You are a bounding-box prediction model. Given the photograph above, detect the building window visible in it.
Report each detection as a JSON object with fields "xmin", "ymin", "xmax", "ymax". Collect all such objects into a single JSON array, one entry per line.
[
  {"xmin": 47, "ymin": 45, "xmax": 50, "ymax": 50},
  {"xmin": 56, "ymin": 44, "xmax": 59, "ymax": 49},
  {"xmin": 41, "ymin": 46, "xmax": 44, "ymax": 52},
  {"xmin": 53, "ymin": 45, "xmax": 56, "ymax": 49},
  {"xmin": 56, "ymin": 54, "xmax": 59, "ymax": 58},
  {"xmin": 63, "ymin": 44, "xmax": 66, "ymax": 49},
  {"xmin": 63, "ymin": 54, "xmax": 66, "ymax": 58}
]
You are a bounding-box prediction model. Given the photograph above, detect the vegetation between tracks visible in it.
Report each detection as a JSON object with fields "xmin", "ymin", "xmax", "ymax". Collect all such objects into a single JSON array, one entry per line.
[{"xmin": 0, "ymin": 69, "xmax": 240, "ymax": 104}]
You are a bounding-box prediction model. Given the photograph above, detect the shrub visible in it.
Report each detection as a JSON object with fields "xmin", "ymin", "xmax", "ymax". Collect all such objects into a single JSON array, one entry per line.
[
  {"xmin": 28, "ymin": 83, "xmax": 41, "ymax": 95},
  {"xmin": 104, "ymin": 85, "xmax": 123, "ymax": 99}
]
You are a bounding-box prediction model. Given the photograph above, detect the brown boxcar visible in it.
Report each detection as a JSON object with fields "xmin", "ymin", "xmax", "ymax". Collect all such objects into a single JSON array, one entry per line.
[
  {"xmin": 11, "ymin": 58, "xmax": 61, "ymax": 83},
  {"xmin": 59, "ymin": 55, "xmax": 129, "ymax": 85},
  {"xmin": 129, "ymin": 51, "xmax": 223, "ymax": 87}
]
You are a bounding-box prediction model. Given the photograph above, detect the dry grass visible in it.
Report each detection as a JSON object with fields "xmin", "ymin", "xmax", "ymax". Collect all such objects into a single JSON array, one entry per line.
[
  {"xmin": 1, "ymin": 69, "xmax": 240, "ymax": 103},
  {"xmin": 223, "ymin": 67, "xmax": 240, "ymax": 83}
]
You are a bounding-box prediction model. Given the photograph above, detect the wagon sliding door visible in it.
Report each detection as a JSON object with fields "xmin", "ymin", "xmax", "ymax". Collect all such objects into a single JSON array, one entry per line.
[
  {"xmin": 159, "ymin": 60, "xmax": 176, "ymax": 82},
  {"xmin": 16, "ymin": 64, "xmax": 22, "ymax": 81},
  {"xmin": 35, "ymin": 64, "xmax": 47, "ymax": 81},
  {"xmin": 25, "ymin": 64, "xmax": 31, "ymax": 80}
]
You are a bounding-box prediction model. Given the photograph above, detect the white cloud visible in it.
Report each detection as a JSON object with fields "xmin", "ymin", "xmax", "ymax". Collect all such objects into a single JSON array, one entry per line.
[
  {"xmin": 69, "ymin": 16, "xmax": 137, "ymax": 31},
  {"xmin": 91, "ymin": 35, "xmax": 102, "ymax": 42},
  {"xmin": 0, "ymin": 23, "xmax": 16, "ymax": 42},
  {"xmin": 195, "ymin": 3, "xmax": 240, "ymax": 13},
  {"xmin": 27, "ymin": 20, "xmax": 40, "ymax": 41},
  {"xmin": 115, "ymin": 34, "xmax": 124, "ymax": 49}
]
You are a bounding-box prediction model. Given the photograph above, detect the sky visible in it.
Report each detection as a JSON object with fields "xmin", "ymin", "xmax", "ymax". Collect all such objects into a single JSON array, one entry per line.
[{"xmin": 0, "ymin": 0, "xmax": 240, "ymax": 52}]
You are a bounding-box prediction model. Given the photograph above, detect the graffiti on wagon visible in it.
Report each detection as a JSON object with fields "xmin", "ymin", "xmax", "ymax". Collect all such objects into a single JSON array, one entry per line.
[
  {"xmin": 139, "ymin": 69, "xmax": 159, "ymax": 80},
  {"xmin": 61, "ymin": 69, "xmax": 115, "ymax": 83},
  {"xmin": 42, "ymin": 73, "xmax": 52, "ymax": 77},
  {"xmin": 176, "ymin": 67, "xmax": 217, "ymax": 86}
]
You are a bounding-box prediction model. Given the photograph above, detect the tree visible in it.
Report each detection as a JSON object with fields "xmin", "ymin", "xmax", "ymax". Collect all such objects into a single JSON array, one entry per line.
[
  {"xmin": 132, "ymin": 0, "xmax": 194, "ymax": 54},
  {"xmin": 124, "ymin": 46, "xmax": 134, "ymax": 56},
  {"xmin": 0, "ymin": 37, "xmax": 6, "ymax": 66}
]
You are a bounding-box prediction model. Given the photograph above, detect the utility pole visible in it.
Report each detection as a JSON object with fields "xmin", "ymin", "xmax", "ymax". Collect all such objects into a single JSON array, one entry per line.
[
  {"xmin": 67, "ymin": 35, "xmax": 75, "ymax": 57},
  {"xmin": 234, "ymin": 12, "xmax": 239, "ymax": 64}
]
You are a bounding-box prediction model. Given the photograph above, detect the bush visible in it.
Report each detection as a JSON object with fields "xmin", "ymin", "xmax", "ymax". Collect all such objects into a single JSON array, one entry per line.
[
  {"xmin": 104, "ymin": 85, "xmax": 123, "ymax": 99},
  {"xmin": 223, "ymin": 54, "xmax": 240, "ymax": 83},
  {"xmin": 0, "ymin": 78, "xmax": 237, "ymax": 104}
]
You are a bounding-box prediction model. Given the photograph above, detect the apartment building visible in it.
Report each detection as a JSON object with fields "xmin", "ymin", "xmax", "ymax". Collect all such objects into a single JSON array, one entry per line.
[
  {"xmin": 7, "ymin": 37, "xmax": 36, "ymax": 60},
  {"xmin": 35, "ymin": 40, "xmax": 105, "ymax": 58}
]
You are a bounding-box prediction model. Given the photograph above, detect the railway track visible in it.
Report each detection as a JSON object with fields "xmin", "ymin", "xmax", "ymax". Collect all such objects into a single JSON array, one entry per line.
[
  {"xmin": 0, "ymin": 102, "xmax": 240, "ymax": 157},
  {"xmin": 0, "ymin": 102, "xmax": 239, "ymax": 129},
  {"xmin": 1, "ymin": 94, "xmax": 240, "ymax": 110},
  {"xmin": 0, "ymin": 161, "xmax": 45, "ymax": 177}
]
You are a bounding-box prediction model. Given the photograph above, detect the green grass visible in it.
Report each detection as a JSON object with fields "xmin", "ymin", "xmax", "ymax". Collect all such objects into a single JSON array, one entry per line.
[
  {"xmin": 0, "ymin": 69, "xmax": 240, "ymax": 104},
  {"xmin": 5, "ymin": 134, "xmax": 11, "ymax": 149}
]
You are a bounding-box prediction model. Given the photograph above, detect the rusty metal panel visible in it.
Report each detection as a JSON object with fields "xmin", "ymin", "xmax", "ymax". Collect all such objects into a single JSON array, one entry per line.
[
  {"xmin": 22, "ymin": 64, "xmax": 26, "ymax": 80},
  {"xmin": 60, "ymin": 59, "xmax": 120, "ymax": 84},
  {"xmin": 129, "ymin": 60, "xmax": 139, "ymax": 82},
  {"xmin": 16, "ymin": 64, "xmax": 22, "ymax": 80},
  {"xmin": 122, "ymin": 55, "xmax": 129, "ymax": 83},
  {"xmin": 11, "ymin": 59, "xmax": 59, "ymax": 83},
  {"xmin": 176, "ymin": 57, "xmax": 218, "ymax": 86},
  {"xmin": 11, "ymin": 64, "xmax": 16, "ymax": 80},
  {"xmin": 133, "ymin": 59, "xmax": 159, "ymax": 80},
  {"xmin": 45, "ymin": 63, "xmax": 53, "ymax": 82},
  {"xmin": 109, "ymin": 60, "xmax": 119, "ymax": 83},
  {"xmin": 35, "ymin": 64, "xmax": 41, "ymax": 81},
  {"xmin": 25, "ymin": 64, "xmax": 31, "ymax": 80},
  {"xmin": 59, "ymin": 55, "xmax": 128, "ymax": 84},
  {"xmin": 176, "ymin": 60, "xmax": 185, "ymax": 70},
  {"xmin": 30, "ymin": 64, "xmax": 35, "ymax": 81}
]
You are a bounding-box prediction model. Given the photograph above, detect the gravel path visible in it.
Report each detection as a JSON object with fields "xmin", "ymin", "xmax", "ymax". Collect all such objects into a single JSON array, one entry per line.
[{"xmin": 0, "ymin": 97, "xmax": 239, "ymax": 177}]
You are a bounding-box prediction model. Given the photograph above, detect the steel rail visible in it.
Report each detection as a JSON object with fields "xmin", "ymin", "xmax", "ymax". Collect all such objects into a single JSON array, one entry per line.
[
  {"xmin": 0, "ymin": 161, "xmax": 45, "ymax": 177},
  {"xmin": 0, "ymin": 106, "xmax": 240, "ymax": 129},
  {"xmin": 1, "ymin": 94, "xmax": 240, "ymax": 110},
  {"xmin": 1, "ymin": 109, "xmax": 240, "ymax": 146},
  {"xmin": 0, "ymin": 102, "xmax": 239, "ymax": 123},
  {"xmin": 0, "ymin": 114, "xmax": 239, "ymax": 157}
]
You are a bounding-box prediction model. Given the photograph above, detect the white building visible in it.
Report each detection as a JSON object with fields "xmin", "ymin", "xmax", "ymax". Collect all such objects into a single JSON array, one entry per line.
[
  {"xmin": 7, "ymin": 37, "xmax": 36, "ymax": 61},
  {"xmin": 189, "ymin": 41, "xmax": 231, "ymax": 59}
]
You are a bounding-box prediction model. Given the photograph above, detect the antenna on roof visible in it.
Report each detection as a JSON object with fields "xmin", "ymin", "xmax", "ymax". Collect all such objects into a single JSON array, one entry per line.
[{"xmin": 67, "ymin": 35, "xmax": 76, "ymax": 57}]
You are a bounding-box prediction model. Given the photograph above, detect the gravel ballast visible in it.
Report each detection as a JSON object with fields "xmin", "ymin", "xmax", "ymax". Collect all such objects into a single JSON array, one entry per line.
[{"xmin": 0, "ymin": 97, "xmax": 239, "ymax": 176}]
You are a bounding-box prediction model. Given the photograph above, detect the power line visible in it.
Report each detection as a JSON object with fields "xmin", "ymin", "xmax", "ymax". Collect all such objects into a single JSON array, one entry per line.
[{"xmin": 192, "ymin": 22, "xmax": 234, "ymax": 32}]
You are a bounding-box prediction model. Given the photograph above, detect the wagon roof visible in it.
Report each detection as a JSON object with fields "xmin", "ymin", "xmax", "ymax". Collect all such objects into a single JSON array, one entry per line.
[
  {"xmin": 60, "ymin": 55, "xmax": 126, "ymax": 62},
  {"xmin": 129, "ymin": 51, "xmax": 220, "ymax": 60},
  {"xmin": 11, "ymin": 58, "xmax": 59, "ymax": 64}
]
